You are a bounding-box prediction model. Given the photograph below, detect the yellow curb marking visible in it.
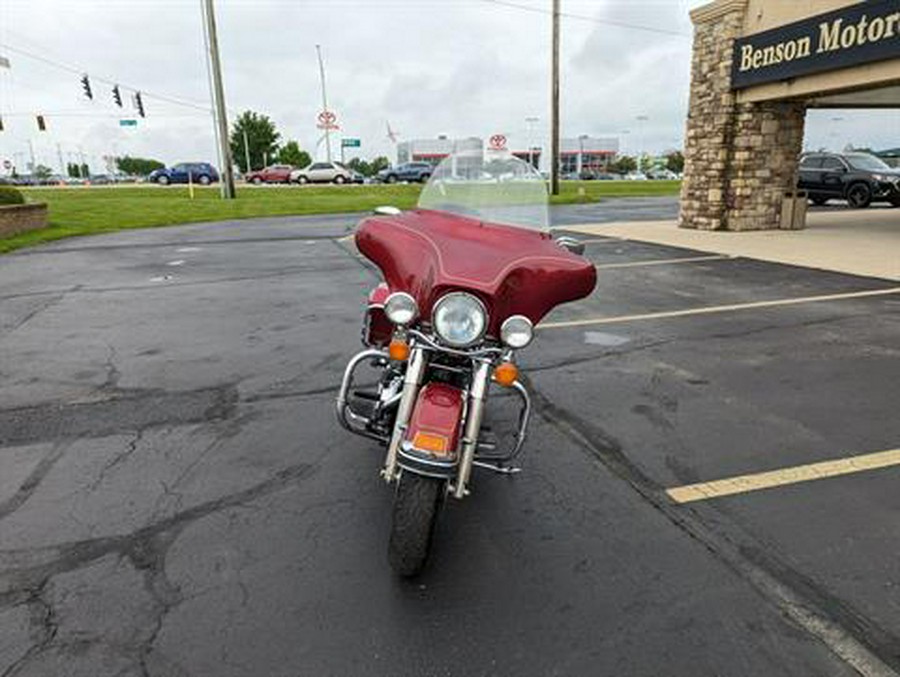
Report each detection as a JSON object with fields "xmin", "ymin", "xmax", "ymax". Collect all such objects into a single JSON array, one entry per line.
[
  {"xmin": 667, "ymin": 448, "xmax": 900, "ymax": 504},
  {"xmin": 540, "ymin": 287, "xmax": 900, "ymax": 330}
]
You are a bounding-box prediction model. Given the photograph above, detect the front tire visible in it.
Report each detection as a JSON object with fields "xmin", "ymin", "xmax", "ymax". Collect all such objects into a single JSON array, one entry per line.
[
  {"xmin": 157, "ymin": 175, "xmax": 169, "ymax": 186},
  {"xmin": 334, "ymin": 175, "xmax": 346, "ymax": 184},
  {"xmin": 846, "ymin": 182, "xmax": 872, "ymax": 209},
  {"xmin": 385, "ymin": 174, "xmax": 398, "ymax": 184},
  {"xmin": 296, "ymin": 175, "xmax": 308, "ymax": 185},
  {"xmin": 252, "ymin": 176, "xmax": 262, "ymax": 185},
  {"xmin": 388, "ymin": 472, "xmax": 445, "ymax": 577}
]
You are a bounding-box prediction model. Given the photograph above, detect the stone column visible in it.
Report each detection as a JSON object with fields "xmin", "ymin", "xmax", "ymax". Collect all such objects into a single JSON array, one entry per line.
[{"xmin": 679, "ymin": 0, "xmax": 806, "ymax": 231}]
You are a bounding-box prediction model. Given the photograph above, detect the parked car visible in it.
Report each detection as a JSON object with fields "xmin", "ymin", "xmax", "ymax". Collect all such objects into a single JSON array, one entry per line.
[
  {"xmin": 798, "ymin": 152, "xmax": 900, "ymax": 208},
  {"xmin": 290, "ymin": 161, "xmax": 354, "ymax": 184},
  {"xmin": 245, "ymin": 164, "xmax": 294, "ymax": 184},
  {"xmin": 376, "ymin": 161, "xmax": 433, "ymax": 184},
  {"xmin": 624, "ymin": 172, "xmax": 648, "ymax": 181},
  {"xmin": 149, "ymin": 162, "xmax": 219, "ymax": 186},
  {"xmin": 89, "ymin": 174, "xmax": 112, "ymax": 185}
]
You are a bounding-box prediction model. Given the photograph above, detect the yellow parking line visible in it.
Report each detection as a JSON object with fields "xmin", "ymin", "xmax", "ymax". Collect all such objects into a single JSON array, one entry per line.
[
  {"xmin": 667, "ymin": 448, "xmax": 900, "ymax": 504},
  {"xmin": 540, "ymin": 286, "xmax": 900, "ymax": 330},
  {"xmin": 595, "ymin": 254, "xmax": 729, "ymax": 270}
]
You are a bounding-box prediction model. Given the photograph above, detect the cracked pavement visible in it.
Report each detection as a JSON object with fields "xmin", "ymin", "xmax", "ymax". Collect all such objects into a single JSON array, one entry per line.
[{"xmin": 0, "ymin": 204, "xmax": 898, "ymax": 676}]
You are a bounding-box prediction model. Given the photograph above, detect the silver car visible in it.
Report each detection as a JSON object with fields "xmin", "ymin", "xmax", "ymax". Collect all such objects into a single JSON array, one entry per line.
[{"xmin": 290, "ymin": 161, "xmax": 354, "ymax": 184}]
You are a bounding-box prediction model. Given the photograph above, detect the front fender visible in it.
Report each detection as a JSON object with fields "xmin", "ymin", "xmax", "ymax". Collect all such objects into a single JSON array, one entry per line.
[{"xmin": 404, "ymin": 383, "xmax": 464, "ymax": 459}]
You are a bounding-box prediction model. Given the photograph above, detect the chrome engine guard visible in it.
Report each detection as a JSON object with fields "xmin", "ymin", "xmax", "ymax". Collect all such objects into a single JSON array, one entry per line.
[
  {"xmin": 337, "ymin": 344, "xmax": 533, "ymax": 497},
  {"xmin": 335, "ymin": 347, "xmax": 391, "ymax": 443}
]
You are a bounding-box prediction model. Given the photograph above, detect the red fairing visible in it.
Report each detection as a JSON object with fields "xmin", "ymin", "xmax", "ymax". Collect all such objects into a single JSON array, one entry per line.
[
  {"xmin": 356, "ymin": 210, "xmax": 596, "ymax": 333},
  {"xmin": 404, "ymin": 383, "xmax": 464, "ymax": 456},
  {"xmin": 363, "ymin": 283, "xmax": 392, "ymax": 347}
]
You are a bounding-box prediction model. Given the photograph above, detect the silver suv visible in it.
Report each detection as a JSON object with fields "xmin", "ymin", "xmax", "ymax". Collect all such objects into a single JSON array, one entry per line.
[{"xmin": 290, "ymin": 161, "xmax": 354, "ymax": 185}]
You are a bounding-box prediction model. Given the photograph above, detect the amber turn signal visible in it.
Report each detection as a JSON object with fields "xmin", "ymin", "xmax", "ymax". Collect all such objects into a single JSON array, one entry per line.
[
  {"xmin": 493, "ymin": 361, "xmax": 519, "ymax": 387},
  {"xmin": 388, "ymin": 338, "xmax": 410, "ymax": 361}
]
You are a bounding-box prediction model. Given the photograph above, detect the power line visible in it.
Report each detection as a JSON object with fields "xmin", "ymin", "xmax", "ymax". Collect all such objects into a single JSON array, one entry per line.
[
  {"xmin": 479, "ymin": 0, "xmax": 690, "ymax": 37},
  {"xmin": 0, "ymin": 42, "xmax": 212, "ymax": 112}
]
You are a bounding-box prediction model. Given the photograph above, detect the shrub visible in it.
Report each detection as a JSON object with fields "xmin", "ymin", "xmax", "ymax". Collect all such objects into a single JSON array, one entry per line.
[{"xmin": 0, "ymin": 186, "xmax": 25, "ymax": 206}]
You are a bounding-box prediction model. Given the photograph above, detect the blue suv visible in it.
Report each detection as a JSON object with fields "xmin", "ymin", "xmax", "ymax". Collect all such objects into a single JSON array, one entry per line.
[
  {"xmin": 149, "ymin": 162, "xmax": 219, "ymax": 186},
  {"xmin": 377, "ymin": 162, "xmax": 433, "ymax": 184}
]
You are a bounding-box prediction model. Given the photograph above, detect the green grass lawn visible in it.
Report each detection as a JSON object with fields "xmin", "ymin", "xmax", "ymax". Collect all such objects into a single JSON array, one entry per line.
[{"xmin": 3, "ymin": 180, "xmax": 681, "ymax": 253}]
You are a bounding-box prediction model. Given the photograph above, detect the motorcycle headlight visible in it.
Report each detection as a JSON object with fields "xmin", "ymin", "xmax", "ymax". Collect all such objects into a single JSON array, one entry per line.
[
  {"xmin": 500, "ymin": 315, "xmax": 534, "ymax": 349},
  {"xmin": 384, "ymin": 292, "xmax": 418, "ymax": 326},
  {"xmin": 432, "ymin": 292, "xmax": 487, "ymax": 347}
]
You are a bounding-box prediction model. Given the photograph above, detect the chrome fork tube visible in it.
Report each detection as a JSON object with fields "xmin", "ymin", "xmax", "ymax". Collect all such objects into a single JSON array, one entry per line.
[
  {"xmin": 454, "ymin": 359, "xmax": 492, "ymax": 499},
  {"xmin": 382, "ymin": 347, "xmax": 426, "ymax": 482}
]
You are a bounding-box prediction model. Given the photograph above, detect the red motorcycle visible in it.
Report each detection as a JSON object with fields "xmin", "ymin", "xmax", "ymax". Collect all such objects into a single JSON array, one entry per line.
[{"xmin": 337, "ymin": 153, "xmax": 596, "ymax": 576}]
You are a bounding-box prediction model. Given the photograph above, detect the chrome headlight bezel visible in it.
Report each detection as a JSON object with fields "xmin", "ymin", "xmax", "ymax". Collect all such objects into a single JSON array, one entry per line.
[
  {"xmin": 431, "ymin": 292, "xmax": 488, "ymax": 348},
  {"xmin": 500, "ymin": 315, "xmax": 534, "ymax": 349},
  {"xmin": 384, "ymin": 292, "xmax": 418, "ymax": 326}
]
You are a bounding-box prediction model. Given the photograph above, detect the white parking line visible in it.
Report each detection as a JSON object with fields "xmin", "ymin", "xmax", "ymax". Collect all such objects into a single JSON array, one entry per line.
[
  {"xmin": 540, "ymin": 287, "xmax": 900, "ymax": 330},
  {"xmin": 595, "ymin": 254, "xmax": 730, "ymax": 270}
]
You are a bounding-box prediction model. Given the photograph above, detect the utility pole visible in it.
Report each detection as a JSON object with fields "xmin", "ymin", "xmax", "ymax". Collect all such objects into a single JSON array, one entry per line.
[
  {"xmin": 56, "ymin": 143, "xmax": 65, "ymax": 177},
  {"xmin": 550, "ymin": 0, "xmax": 560, "ymax": 195},
  {"xmin": 315, "ymin": 44, "xmax": 332, "ymax": 163},
  {"xmin": 242, "ymin": 129, "xmax": 251, "ymax": 173},
  {"xmin": 203, "ymin": 0, "xmax": 235, "ymax": 198},
  {"xmin": 27, "ymin": 140, "xmax": 36, "ymax": 173}
]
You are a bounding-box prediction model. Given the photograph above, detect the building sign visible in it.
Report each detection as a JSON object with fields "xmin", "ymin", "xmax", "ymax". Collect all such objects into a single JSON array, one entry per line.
[{"xmin": 732, "ymin": 0, "xmax": 900, "ymax": 89}]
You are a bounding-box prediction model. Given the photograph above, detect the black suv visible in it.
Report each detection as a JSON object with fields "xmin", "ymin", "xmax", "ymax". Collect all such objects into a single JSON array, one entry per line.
[{"xmin": 798, "ymin": 152, "xmax": 900, "ymax": 208}]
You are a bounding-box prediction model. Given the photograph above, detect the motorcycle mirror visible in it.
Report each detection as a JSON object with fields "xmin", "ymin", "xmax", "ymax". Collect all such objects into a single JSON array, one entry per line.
[
  {"xmin": 554, "ymin": 236, "xmax": 586, "ymax": 256},
  {"xmin": 373, "ymin": 206, "xmax": 401, "ymax": 216}
]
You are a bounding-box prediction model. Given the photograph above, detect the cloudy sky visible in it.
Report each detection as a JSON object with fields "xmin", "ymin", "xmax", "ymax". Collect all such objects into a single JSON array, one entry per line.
[{"xmin": 0, "ymin": 0, "xmax": 897, "ymax": 173}]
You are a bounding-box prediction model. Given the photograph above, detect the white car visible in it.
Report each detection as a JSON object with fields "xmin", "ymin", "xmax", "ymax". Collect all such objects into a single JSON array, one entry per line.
[
  {"xmin": 290, "ymin": 161, "xmax": 354, "ymax": 184},
  {"xmin": 624, "ymin": 172, "xmax": 648, "ymax": 181}
]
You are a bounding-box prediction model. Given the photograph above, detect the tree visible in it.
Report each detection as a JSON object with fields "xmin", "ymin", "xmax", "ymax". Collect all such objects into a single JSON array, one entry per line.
[
  {"xmin": 346, "ymin": 157, "xmax": 370, "ymax": 176},
  {"xmin": 33, "ymin": 164, "xmax": 53, "ymax": 180},
  {"xmin": 66, "ymin": 163, "xmax": 80, "ymax": 178},
  {"xmin": 610, "ymin": 155, "xmax": 637, "ymax": 175},
  {"xmin": 369, "ymin": 156, "xmax": 390, "ymax": 175},
  {"xmin": 665, "ymin": 151, "xmax": 684, "ymax": 173},
  {"xmin": 230, "ymin": 110, "xmax": 281, "ymax": 172},
  {"xmin": 276, "ymin": 141, "xmax": 310, "ymax": 168},
  {"xmin": 116, "ymin": 155, "xmax": 164, "ymax": 176}
]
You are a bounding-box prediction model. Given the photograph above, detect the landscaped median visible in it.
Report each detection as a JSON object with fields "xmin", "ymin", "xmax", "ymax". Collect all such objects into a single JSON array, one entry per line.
[{"xmin": 1, "ymin": 180, "xmax": 681, "ymax": 253}]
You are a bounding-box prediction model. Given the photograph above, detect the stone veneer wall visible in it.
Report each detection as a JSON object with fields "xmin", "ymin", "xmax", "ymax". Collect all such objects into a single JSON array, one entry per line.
[
  {"xmin": 0, "ymin": 203, "xmax": 49, "ymax": 238},
  {"xmin": 679, "ymin": 0, "xmax": 806, "ymax": 231}
]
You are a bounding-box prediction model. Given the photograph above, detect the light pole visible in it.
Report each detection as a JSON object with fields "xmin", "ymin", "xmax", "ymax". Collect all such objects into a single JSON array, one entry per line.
[
  {"xmin": 315, "ymin": 44, "xmax": 332, "ymax": 163},
  {"xmin": 525, "ymin": 116, "xmax": 539, "ymax": 169},
  {"xmin": 635, "ymin": 115, "xmax": 649, "ymax": 173}
]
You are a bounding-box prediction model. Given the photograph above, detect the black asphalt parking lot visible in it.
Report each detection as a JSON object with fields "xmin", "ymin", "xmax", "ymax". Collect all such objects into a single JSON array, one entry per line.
[{"xmin": 1, "ymin": 206, "xmax": 899, "ymax": 677}]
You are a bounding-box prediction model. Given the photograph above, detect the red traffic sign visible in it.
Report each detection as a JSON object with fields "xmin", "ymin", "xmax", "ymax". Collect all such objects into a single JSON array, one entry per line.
[
  {"xmin": 489, "ymin": 134, "xmax": 507, "ymax": 151},
  {"xmin": 317, "ymin": 110, "xmax": 339, "ymax": 130}
]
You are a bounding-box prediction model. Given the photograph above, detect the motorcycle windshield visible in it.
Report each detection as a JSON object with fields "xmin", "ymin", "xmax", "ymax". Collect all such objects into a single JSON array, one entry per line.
[{"xmin": 417, "ymin": 152, "xmax": 549, "ymax": 232}]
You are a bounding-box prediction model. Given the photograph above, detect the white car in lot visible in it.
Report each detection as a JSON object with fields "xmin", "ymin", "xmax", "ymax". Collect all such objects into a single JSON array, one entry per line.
[{"xmin": 290, "ymin": 161, "xmax": 354, "ymax": 184}]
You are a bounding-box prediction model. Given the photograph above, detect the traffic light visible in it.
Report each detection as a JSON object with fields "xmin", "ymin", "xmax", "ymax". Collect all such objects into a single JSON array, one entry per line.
[
  {"xmin": 112, "ymin": 85, "xmax": 122, "ymax": 107},
  {"xmin": 135, "ymin": 91, "xmax": 145, "ymax": 118},
  {"xmin": 0, "ymin": 116, "xmax": 4, "ymax": 132},
  {"xmin": 36, "ymin": 115, "xmax": 46, "ymax": 131},
  {"xmin": 81, "ymin": 74, "xmax": 93, "ymax": 100}
]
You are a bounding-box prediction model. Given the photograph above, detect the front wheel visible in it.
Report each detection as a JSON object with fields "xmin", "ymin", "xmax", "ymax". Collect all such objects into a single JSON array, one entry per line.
[
  {"xmin": 334, "ymin": 175, "xmax": 346, "ymax": 184},
  {"xmin": 157, "ymin": 175, "xmax": 169, "ymax": 186},
  {"xmin": 388, "ymin": 472, "xmax": 445, "ymax": 577},
  {"xmin": 846, "ymin": 182, "xmax": 872, "ymax": 209}
]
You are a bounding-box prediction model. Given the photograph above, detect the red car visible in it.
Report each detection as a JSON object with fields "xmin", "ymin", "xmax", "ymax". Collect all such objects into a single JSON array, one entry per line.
[{"xmin": 244, "ymin": 164, "xmax": 294, "ymax": 184}]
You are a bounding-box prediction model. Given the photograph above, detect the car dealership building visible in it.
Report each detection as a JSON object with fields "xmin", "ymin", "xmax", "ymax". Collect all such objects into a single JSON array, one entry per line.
[{"xmin": 681, "ymin": 0, "xmax": 900, "ymax": 231}]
